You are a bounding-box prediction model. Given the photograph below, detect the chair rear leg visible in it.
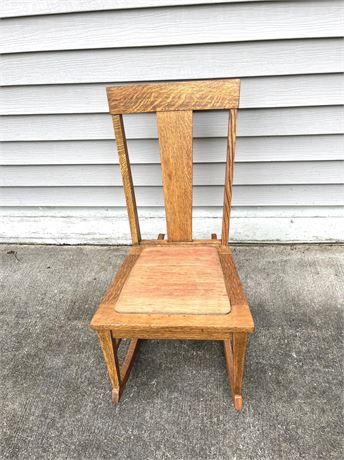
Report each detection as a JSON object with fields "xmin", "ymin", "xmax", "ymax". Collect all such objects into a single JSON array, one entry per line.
[
  {"xmin": 119, "ymin": 338, "xmax": 140, "ymax": 392},
  {"xmin": 224, "ymin": 332, "xmax": 248, "ymax": 411}
]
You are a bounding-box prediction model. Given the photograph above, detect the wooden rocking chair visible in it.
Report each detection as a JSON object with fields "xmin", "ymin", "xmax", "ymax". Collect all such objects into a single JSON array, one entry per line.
[{"xmin": 90, "ymin": 79, "xmax": 254, "ymax": 411}]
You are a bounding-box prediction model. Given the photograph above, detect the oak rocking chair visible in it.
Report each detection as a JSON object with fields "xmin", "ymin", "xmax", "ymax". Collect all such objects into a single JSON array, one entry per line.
[{"xmin": 90, "ymin": 79, "xmax": 254, "ymax": 411}]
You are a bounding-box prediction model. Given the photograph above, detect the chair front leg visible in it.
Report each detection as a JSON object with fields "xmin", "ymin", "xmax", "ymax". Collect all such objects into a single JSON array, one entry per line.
[
  {"xmin": 96, "ymin": 330, "xmax": 121, "ymax": 402},
  {"xmin": 224, "ymin": 332, "xmax": 248, "ymax": 411},
  {"xmin": 96, "ymin": 331, "xmax": 140, "ymax": 403}
]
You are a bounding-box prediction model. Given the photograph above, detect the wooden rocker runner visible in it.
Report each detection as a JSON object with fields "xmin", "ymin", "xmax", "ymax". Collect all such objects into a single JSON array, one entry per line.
[{"xmin": 90, "ymin": 79, "xmax": 254, "ymax": 411}]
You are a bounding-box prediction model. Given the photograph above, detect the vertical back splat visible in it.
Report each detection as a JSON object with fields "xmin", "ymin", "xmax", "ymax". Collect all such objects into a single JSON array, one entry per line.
[{"xmin": 157, "ymin": 111, "xmax": 193, "ymax": 242}]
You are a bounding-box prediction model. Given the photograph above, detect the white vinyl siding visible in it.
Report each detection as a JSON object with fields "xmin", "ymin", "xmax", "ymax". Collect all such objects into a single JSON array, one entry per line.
[{"xmin": 0, "ymin": 0, "xmax": 343, "ymax": 243}]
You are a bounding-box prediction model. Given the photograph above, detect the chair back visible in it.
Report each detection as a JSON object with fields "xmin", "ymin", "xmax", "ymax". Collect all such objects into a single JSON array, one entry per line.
[{"xmin": 106, "ymin": 79, "xmax": 240, "ymax": 245}]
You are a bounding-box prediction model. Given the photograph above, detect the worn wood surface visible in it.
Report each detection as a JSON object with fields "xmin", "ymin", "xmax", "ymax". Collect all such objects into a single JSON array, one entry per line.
[
  {"xmin": 233, "ymin": 332, "xmax": 248, "ymax": 410},
  {"xmin": 90, "ymin": 245, "xmax": 254, "ymax": 337},
  {"xmin": 112, "ymin": 114, "xmax": 141, "ymax": 244},
  {"xmin": 138, "ymin": 239, "xmax": 221, "ymax": 246},
  {"xmin": 223, "ymin": 333, "xmax": 248, "ymax": 411},
  {"xmin": 100, "ymin": 247, "xmax": 142, "ymax": 305},
  {"xmin": 96, "ymin": 330, "xmax": 140, "ymax": 403},
  {"xmin": 91, "ymin": 79, "xmax": 254, "ymax": 408},
  {"xmin": 96, "ymin": 330, "xmax": 121, "ymax": 401},
  {"xmin": 218, "ymin": 246, "xmax": 249, "ymax": 307},
  {"xmin": 115, "ymin": 246, "xmax": 231, "ymax": 315},
  {"xmin": 222, "ymin": 109, "xmax": 237, "ymax": 246},
  {"xmin": 119, "ymin": 339, "xmax": 140, "ymax": 390},
  {"xmin": 224, "ymin": 339, "xmax": 235, "ymax": 403},
  {"xmin": 108, "ymin": 80, "xmax": 239, "ymax": 113},
  {"xmin": 233, "ymin": 333, "xmax": 248, "ymax": 398},
  {"xmin": 157, "ymin": 110, "xmax": 193, "ymax": 241}
]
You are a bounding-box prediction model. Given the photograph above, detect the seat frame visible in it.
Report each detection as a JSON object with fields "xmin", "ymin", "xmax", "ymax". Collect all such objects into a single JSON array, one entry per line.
[{"xmin": 90, "ymin": 80, "xmax": 254, "ymax": 411}]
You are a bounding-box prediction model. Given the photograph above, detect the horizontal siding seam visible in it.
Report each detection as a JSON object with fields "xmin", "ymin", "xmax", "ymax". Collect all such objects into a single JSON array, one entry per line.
[
  {"xmin": 1, "ymin": 1, "xmax": 281, "ymax": 19},
  {"xmin": 2, "ymin": 36, "xmax": 343, "ymax": 57}
]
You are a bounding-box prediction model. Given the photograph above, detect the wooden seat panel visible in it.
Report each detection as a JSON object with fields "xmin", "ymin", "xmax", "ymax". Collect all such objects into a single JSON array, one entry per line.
[{"xmin": 115, "ymin": 246, "xmax": 231, "ymax": 315}]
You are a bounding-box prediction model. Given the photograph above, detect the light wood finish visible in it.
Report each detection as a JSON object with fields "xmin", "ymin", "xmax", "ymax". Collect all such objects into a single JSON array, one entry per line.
[
  {"xmin": 91, "ymin": 245, "xmax": 253, "ymax": 338},
  {"xmin": 101, "ymin": 246, "xmax": 142, "ymax": 306},
  {"xmin": 118, "ymin": 339, "xmax": 140, "ymax": 393},
  {"xmin": 91, "ymin": 245, "xmax": 253, "ymax": 410},
  {"xmin": 138, "ymin": 239, "xmax": 221, "ymax": 246},
  {"xmin": 218, "ymin": 245, "xmax": 248, "ymax": 308},
  {"xmin": 91, "ymin": 79, "xmax": 254, "ymax": 411},
  {"xmin": 115, "ymin": 246, "xmax": 231, "ymax": 315},
  {"xmin": 111, "ymin": 334, "xmax": 122, "ymax": 351},
  {"xmin": 97, "ymin": 330, "xmax": 140, "ymax": 403},
  {"xmin": 222, "ymin": 109, "xmax": 237, "ymax": 246},
  {"xmin": 157, "ymin": 110, "xmax": 193, "ymax": 241},
  {"xmin": 107, "ymin": 80, "xmax": 240, "ymax": 114},
  {"xmin": 224, "ymin": 333, "xmax": 248, "ymax": 411},
  {"xmin": 112, "ymin": 114, "xmax": 141, "ymax": 244},
  {"xmin": 96, "ymin": 330, "xmax": 121, "ymax": 402}
]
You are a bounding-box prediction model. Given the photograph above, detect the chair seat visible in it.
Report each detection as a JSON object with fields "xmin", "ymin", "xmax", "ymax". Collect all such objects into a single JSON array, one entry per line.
[{"xmin": 115, "ymin": 246, "xmax": 231, "ymax": 315}]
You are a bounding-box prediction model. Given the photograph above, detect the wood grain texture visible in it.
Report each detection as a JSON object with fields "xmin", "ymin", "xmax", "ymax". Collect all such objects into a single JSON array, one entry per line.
[
  {"xmin": 97, "ymin": 331, "xmax": 140, "ymax": 403},
  {"xmin": 224, "ymin": 339, "xmax": 235, "ymax": 393},
  {"xmin": 118, "ymin": 338, "xmax": 140, "ymax": 391},
  {"xmin": 111, "ymin": 334, "xmax": 122, "ymax": 351},
  {"xmin": 90, "ymin": 245, "xmax": 254, "ymax": 338},
  {"xmin": 115, "ymin": 246, "xmax": 231, "ymax": 315},
  {"xmin": 222, "ymin": 109, "xmax": 237, "ymax": 245},
  {"xmin": 157, "ymin": 110, "xmax": 193, "ymax": 241},
  {"xmin": 232, "ymin": 332, "xmax": 248, "ymax": 397},
  {"xmin": 223, "ymin": 333, "xmax": 248, "ymax": 411},
  {"xmin": 139, "ymin": 239, "xmax": 221, "ymax": 246},
  {"xmin": 107, "ymin": 80, "xmax": 239, "ymax": 114},
  {"xmin": 99, "ymin": 246, "xmax": 142, "ymax": 306},
  {"xmin": 112, "ymin": 115, "xmax": 141, "ymax": 244},
  {"xmin": 232, "ymin": 332, "xmax": 248, "ymax": 410},
  {"xmin": 218, "ymin": 246, "xmax": 249, "ymax": 308},
  {"xmin": 96, "ymin": 330, "xmax": 121, "ymax": 401}
]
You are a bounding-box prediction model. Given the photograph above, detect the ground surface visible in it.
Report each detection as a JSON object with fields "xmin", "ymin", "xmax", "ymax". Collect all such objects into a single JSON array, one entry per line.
[{"xmin": 0, "ymin": 244, "xmax": 343, "ymax": 460}]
